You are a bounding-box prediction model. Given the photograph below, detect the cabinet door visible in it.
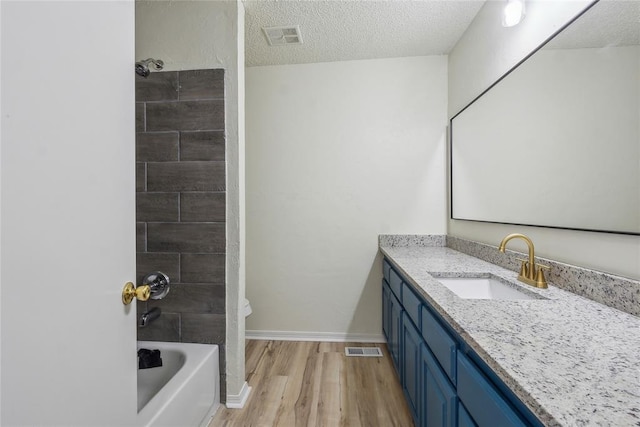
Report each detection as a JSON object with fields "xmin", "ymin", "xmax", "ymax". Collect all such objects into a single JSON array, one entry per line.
[
  {"xmin": 402, "ymin": 313, "xmax": 422, "ymax": 425},
  {"xmin": 383, "ymin": 280, "xmax": 390, "ymax": 341},
  {"xmin": 457, "ymin": 352, "xmax": 527, "ymax": 427},
  {"xmin": 422, "ymin": 343, "xmax": 457, "ymax": 427},
  {"xmin": 389, "ymin": 290, "xmax": 403, "ymax": 375},
  {"xmin": 458, "ymin": 402, "xmax": 478, "ymax": 427}
]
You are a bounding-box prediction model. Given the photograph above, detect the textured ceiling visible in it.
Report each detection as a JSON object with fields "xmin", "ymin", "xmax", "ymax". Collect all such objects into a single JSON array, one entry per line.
[
  {"xmin": 545, "ymin": 0, "xmax": 640, "ymax": 50},
  {"xmin": 243, "ymin": 0, "xmax": 485, "ymax": 67}
]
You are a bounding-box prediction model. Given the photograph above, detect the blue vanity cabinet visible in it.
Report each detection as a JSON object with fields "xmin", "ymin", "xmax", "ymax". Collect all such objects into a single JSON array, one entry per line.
[
  {"xmin": 402, "ymin": 312, "xmax": 422, "ymax": 425},
  {"xmin": 422, "ymin": 343, "xmax": 457, "ymax": 427},
  {"xmin": 382, "ymin": 257, "xmax": 543, "ymax": 427}
]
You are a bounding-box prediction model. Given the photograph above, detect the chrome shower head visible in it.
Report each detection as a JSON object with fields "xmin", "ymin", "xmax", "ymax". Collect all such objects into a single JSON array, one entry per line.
[{"xmin": 135, "ymin": 58, "xmax": 164, "ymax": 78}]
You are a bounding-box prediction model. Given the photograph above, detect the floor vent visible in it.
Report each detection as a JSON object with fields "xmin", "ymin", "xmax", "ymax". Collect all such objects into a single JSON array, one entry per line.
[{"xmin": 345, "ymin": 347, "xmax": 383, "ymax": 357}]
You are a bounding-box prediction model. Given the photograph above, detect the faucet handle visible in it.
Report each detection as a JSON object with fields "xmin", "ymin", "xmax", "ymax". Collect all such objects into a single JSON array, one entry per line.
[
  {"xmin": 516, "ymin": 258, "xmax": 529, "ymax": 277},
  {"xmin": 143, "ymin": 271, "xmax": 171, "ymax": 300},
  {"xmin": 535, "ymin": 264, "xmax": 550, "ymax": 288}
]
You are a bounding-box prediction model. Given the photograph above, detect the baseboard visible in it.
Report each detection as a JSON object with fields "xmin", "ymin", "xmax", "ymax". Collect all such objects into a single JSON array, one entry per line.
[
  {"xmin": 245, "ymin": 330, "xmax": 386, "ymax": 343},
  {"xmin": 225, "ymin": 381, "xmax": 251, "ymax": 409}
]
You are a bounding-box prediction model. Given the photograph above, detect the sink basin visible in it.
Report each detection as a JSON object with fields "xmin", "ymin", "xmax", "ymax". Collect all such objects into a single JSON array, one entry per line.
[{"xmin": 436, "ymin": 277, "xmax": 540, "ymax": 300}]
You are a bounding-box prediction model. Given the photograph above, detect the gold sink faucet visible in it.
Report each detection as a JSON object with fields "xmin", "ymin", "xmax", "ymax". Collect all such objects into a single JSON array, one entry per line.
[{"xmin": 498, "ymin": 233, "xmax": 549, "ymax": 289}]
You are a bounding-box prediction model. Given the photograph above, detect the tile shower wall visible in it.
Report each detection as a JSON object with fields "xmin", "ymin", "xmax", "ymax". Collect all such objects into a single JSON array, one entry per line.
[{"xmin": 135, "ymin": 69, "xmax": 227, "ymax": 399}]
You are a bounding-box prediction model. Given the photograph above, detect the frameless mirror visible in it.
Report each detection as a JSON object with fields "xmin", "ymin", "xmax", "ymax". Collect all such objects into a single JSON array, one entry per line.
[{"xmin": 450, "ymin": 0, "xmax": 639, "ymax": 235}]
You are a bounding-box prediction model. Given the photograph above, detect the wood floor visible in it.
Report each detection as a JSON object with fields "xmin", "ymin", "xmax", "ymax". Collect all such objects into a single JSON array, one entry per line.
[{"xmin": 209, "ymin": 340, "xmax": 414, "ymax": 427}]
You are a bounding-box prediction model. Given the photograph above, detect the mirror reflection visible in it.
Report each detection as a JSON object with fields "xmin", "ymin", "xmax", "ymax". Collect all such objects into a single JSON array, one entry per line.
[{"xmin": 450, "ymin": 0, "xmax": 639, "ymax": 235}]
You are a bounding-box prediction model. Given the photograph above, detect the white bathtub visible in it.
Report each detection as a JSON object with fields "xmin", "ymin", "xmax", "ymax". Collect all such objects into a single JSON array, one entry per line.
[{"xmin": 137, "ymin": 341, "xmax": 220, "ymax": 427}]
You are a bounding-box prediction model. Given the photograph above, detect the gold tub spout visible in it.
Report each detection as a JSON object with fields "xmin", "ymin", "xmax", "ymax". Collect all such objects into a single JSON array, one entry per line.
[{"xmin": 498, "ymin": 233, "xmax": 549, "ymax": 288}]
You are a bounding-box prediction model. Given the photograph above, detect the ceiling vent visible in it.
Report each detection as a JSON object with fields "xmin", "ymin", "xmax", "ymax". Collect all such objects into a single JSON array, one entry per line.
[{"xmin": 262, "ymin": 25, "xmax": 303, "ymax": 46}]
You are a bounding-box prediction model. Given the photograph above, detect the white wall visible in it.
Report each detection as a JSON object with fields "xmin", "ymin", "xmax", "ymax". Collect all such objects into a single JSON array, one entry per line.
[
  {"xmin": 245, "ymin": 56, "xmax": 448, "ymax": 337},
  {"xmin": 136, "ymin": 0, "xmax": 247, "ymax": 400},
  {"xmin": 448, "ymin": 0, "xmax": 640, "ymax": 280}
]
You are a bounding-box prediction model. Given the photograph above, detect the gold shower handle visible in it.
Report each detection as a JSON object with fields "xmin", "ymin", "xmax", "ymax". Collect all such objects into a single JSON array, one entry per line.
[{"xmin": 122, "ymin": 282, "xmax": 151, "ymax": 305}]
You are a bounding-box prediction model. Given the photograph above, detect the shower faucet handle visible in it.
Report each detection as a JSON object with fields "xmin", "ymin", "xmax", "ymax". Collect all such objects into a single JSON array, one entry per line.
[{"xmin": 143, "ymin": 271, "xmax": 170, "ymax": 300}]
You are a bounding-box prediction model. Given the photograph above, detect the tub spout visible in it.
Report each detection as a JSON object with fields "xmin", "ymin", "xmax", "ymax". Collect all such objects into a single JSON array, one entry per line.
[{"xmin": 139, "ymin": 307, "xmax": 161, "ymax": 327}]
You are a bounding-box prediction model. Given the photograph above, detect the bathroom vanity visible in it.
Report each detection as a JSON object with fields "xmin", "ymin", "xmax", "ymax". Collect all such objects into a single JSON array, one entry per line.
[{"xmin": 380, "ymin": 236, "xmax": 640, "ymax": 427}]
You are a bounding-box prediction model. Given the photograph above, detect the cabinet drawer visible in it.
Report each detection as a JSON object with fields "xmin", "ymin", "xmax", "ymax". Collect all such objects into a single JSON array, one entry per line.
[
  {"xmin": 383, "ymin": 259, "xmax": 392, "ymax": 283},
  {"xmin": 421, "ymin": 306, "xmax": 457, "ymax": 385},
  {"xmin": 457, "ymin": 352, "xmax": 527, "ymax": 427},
  {"xmin": 402, "ymin": 282, "xmax": 422, "ymax": 329},
  {"xmin": 389, "ymin": 267, "xmax": 403, "ymax": 300}
]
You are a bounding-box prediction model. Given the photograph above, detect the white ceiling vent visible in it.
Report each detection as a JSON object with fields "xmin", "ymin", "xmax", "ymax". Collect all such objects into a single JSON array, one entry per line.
[{"xmin": 262, "ymin": 25, "xmax": 303, "ymax": 46}]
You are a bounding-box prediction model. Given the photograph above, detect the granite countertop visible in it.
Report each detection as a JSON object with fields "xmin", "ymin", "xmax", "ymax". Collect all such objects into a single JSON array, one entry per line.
[{"xmin": 379, "ymin": 244, "xmax": 640, "ymax": 427}]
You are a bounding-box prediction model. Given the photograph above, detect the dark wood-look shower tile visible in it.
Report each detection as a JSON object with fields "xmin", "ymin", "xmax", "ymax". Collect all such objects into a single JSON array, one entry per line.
[
  {"xmin": 179, "ymin": 69, "xmax": 224, "ymax": 100},
  {"xmin": 136, "ymin": 222, "xmax": 146, "ymax": 252},
  {"xmin": 181, "ymin": 313, "xmax": 226, "ymax": 344},
  {"xmin": 180, "ymin": 131, "xmax": 225, "ymax": 161},
  {"xmin": 136, "ymin": 132, "xmax": 179, "ymax": 162},
  {"xmin": 180, "ymin": 192, "xmax": 225, "ymax": 222},
  {"xmin": 136, "ymin": 163, "xmax": 146, "ymax": 192},
  {"xmin": 181, "ymin": 253, "xmax": 225, "ymax": 283},
  {"xmin": 147, "ymin": 223, "xmax": 225, "ymax": 253},
  {"xmin": 147, "ymin": 161, "xmax": 225, "ymax": 192},
  {"xmin": 147, "ymin": 284, "xmax": 225, "ymax": 314},
  {"xmin": 136, "ymin": 312, "xmax": 181, "ymax": 342},
  {"xmin": 136, "ymin": 103, "xmax": 145, "ymax": 132},
  {"xmin": 136, "ymin": 252, "xmax": 180, "ymax": 285},
  {"xmin": 146, "ymin": 100, "xmax": 224, "ymax": 132},
  {"xmin": 136, "ymin": 192, "xmax": 179, "ymax": 222},
  {"xmin": 135, "ymin": 72, "xmax": 179, "ymax": 102}
]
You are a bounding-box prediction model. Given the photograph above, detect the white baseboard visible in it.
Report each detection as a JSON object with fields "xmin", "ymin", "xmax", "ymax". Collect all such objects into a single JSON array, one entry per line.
[
  {"xmin": 225, "ymin": 381, "xmax": 251, "ymax": 409},
  {"xmin": 245, "ymin": 330, "xmax": 386, "ymax": 343}
]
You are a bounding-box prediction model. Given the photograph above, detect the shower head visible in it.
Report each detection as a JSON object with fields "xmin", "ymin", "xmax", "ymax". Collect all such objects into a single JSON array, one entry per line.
[{"xmin": 135, "ymin": 58, "xmax": 164, "ymax": 78}]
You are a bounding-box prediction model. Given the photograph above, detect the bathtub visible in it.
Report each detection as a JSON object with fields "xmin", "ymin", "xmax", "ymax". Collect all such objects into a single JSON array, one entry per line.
[{"xmin": 137, "ymin": 341, "xmax": 220, "ymax": 427}]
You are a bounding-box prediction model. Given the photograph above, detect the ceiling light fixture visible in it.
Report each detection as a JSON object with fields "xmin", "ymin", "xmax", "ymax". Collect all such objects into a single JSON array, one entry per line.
[{"xmin": 502, "ymin": 0, "xmax": 525, "ymax": 27}]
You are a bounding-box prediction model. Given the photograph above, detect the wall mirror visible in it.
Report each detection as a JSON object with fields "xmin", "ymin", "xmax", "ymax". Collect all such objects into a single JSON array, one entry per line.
[{"xmin": 450, "ymin": 0, "xmax": 639, "ymax": 235}]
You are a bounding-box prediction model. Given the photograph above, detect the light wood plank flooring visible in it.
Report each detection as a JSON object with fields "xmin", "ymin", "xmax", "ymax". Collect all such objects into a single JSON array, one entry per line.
[{"xmin": 210, "ymin": 341, "xmax": 414, "ymax": 427}]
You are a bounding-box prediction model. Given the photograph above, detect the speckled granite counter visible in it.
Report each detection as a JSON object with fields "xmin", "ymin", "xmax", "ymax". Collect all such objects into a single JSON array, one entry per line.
[{"xmin": 379, "ymin": 243, "xmax": 640, "ymax": 427}]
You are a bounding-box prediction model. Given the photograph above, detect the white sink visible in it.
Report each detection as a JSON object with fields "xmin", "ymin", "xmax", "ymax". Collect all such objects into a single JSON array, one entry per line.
[{"xmin": 436, "ymin": 277, "xmax": 540, "ymax": 300}]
